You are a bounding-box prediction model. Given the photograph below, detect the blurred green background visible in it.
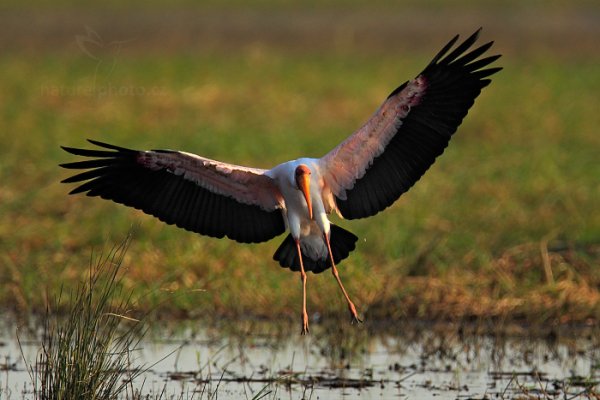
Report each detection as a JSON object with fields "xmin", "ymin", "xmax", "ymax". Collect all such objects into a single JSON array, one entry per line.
[{"xmin": 0, "ymin": 1, "xmax": 598, "ymax": 323}]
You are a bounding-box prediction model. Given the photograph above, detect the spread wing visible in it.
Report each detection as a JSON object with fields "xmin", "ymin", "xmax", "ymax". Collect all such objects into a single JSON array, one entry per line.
[
  {"xmin": 320, "ymin": 28, "xmax": 502, "ymax": 219},
  {"xmin": 60, "ymin": 140, "xmax": 286, "ymax": 243}
]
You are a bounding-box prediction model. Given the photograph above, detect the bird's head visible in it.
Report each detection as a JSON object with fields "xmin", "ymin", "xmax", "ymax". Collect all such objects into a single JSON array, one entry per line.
[{"xmin": 294, "ymin": 164, "xmax": 313, "ymax": 219}]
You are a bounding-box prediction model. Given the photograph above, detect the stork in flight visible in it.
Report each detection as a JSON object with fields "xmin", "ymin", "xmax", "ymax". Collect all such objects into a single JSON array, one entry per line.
[{"xmin": 61, "ymin": 29, "xmax": 501, "ymax": 334}]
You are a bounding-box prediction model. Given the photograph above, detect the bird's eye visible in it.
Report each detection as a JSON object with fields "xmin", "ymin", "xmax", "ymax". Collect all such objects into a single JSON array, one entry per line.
[{"xmin": 295, "ymin": 165, "xmax": 311, "ymax": 177}]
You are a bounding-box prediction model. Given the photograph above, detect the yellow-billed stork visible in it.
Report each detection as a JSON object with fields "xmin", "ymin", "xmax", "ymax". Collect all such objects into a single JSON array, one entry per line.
[{"xmin": 61, "ymin": 29, "xmax": 501, "ymax": 334}]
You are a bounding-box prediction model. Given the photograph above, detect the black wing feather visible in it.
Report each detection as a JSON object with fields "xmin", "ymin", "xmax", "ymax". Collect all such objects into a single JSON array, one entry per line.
[
  {"xmin": 60, "ymin": 140, "xmax": 285, "ymax": 243},
  {"xmin": 336, "ymin": 29, "xmax": 501, "ymax": 219}
]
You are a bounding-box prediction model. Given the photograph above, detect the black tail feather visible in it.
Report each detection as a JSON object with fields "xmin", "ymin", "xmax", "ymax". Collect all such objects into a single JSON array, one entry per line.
[{"xmin": 273, "ymin": 224, "xmax": 358, "ymax": 274}]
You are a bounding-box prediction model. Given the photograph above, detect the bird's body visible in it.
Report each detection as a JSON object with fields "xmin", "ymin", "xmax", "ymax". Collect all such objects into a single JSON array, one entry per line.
[
  {"xmin": 268, "ymin": 158, "xmax": 332, "ymax": 259},
  {"xmin": 61, "ymin": 29, "xmax": 501, "ymax": 333}
]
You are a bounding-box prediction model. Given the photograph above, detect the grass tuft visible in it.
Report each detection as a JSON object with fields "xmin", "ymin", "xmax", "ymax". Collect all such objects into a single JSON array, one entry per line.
[{"xmin": 26, "ymin": 235, "xmax": 147, "ymax": 400}]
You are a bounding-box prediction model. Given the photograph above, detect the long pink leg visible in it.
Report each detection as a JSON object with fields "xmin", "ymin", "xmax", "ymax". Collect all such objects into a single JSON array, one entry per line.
[
  {"xmin": 295, "ymin": 239, "xmax": 310, "ymax": 335},
  {"xmin": 324, "ymin": 233, "xmax": 362, "ymax": 324}
]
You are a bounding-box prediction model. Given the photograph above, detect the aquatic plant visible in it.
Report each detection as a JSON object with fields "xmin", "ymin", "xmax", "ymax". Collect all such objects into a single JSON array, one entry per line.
[{"xmin": 28, "ymin": 236, "xmax": 146, "ymax": 400}]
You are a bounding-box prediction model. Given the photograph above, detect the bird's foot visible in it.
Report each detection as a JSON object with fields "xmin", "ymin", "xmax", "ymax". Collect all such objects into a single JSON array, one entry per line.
[
  {"xmin": 301, "ymin": 312, "xmax": 310, "ymax": 335},
  {"xmin": 348, "ymin": 302, "xmax": 363, "ymax": 325}
]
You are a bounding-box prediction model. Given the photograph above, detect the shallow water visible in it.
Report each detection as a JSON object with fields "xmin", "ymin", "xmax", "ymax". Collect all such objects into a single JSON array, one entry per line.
[{"xmin": 1, "ymin": 319, "xmax": 599, "ymax": 399}]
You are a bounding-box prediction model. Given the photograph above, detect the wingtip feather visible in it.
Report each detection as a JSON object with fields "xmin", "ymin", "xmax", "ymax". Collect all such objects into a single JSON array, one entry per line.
[
  {"xmin": 87, "ymin": 139, "xmax": 133, "ymax": 152},
  {"xmin": 61, "ymin": 146, "xmax": 82, "ymax": 156},
  {"xmin": 428, "ymin": 33, "xmax": 460, "ymax": 66}
]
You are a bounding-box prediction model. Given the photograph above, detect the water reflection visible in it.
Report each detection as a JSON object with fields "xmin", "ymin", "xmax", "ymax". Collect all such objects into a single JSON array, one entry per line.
[{"xmin": 2, "ymin": 318, "xmax": 599, "ymax": 399}]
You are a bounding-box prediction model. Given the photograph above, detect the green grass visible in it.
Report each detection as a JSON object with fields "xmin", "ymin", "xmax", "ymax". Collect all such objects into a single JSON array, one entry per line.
[
  {"xmin": 0, "ymin": 25, "xmax": 598, "ymax": 324},
  {"xmin": 25, "ymin": 237, "xmax": 147, "ymax": 399}
]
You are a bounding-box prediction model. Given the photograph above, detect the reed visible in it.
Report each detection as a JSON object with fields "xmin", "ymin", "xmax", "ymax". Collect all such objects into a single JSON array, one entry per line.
[{"xmin": 29, "ymin": 236, "xmax": 146, "ymax": 400}]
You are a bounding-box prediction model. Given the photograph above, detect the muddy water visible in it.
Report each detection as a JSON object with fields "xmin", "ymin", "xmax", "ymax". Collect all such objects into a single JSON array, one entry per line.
[{"xmin": 2, "ymin": 320, "xmax": 598, "ymax": 399}]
